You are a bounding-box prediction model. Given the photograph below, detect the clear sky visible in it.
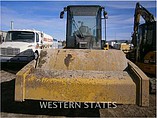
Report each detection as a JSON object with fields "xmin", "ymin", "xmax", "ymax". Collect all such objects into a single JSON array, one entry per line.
[{"xmin": 1, "ymin": 1, "xmax": 156, "ymax": 41}]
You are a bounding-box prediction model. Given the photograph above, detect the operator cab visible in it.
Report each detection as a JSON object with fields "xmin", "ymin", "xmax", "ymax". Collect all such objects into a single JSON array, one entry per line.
[
  {"xmin": 60, "ymin": 5, "xmax": 107, "ymax": 49},
  {"xmin": 137, "ymin": 21, "xmax": 156, "ymax": 62}
]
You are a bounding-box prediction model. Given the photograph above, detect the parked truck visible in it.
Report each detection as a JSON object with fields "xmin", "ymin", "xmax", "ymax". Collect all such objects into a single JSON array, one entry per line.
[{"xmin": 0, "ymin": 29, "xmax": 53, "ymax": 62}]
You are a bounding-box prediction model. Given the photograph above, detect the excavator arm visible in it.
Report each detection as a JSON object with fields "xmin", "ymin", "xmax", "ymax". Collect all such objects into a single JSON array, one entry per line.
[
  {"xmin": 130, "ymin": 2, "xmax": 156, "ymax": 75},
  {"xmin": 132, "ymin": 2, "xmax": 155, "ymax": 46}
]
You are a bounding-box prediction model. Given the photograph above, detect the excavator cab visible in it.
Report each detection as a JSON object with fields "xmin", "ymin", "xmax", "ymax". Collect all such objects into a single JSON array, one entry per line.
[
  {"xmin": 60, "ymin": 5, "xmax": 106, "ymax": 49},
  {"xmin": 137, "ymin": 21, "xmax": 156, "ymax": 62}
]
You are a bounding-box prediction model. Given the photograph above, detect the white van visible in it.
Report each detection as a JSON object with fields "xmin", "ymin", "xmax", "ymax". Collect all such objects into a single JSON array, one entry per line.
[{"xmin": 0, "ymin": 29, "xmax": 53, "ymax": 62}]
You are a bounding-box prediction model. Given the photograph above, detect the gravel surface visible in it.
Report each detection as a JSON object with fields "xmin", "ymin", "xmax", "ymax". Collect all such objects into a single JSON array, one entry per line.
[{"xmin": 0, "ymin": 69, "xmax": 156, "ymax": 117}]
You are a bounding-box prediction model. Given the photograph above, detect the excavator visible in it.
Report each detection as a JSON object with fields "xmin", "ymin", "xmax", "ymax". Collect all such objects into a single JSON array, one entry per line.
[
  {"xmin": 128, "ymin": 2, "xmax": 156, "ymax": 76},
  {"xmin": 15, "ymin": 5, "xmax": 149, "ymax": 106}
]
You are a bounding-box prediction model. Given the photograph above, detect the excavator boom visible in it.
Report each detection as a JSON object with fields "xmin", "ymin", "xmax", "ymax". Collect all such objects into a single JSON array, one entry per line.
[
  {"xmin": 132, "ymin": 2, "xmax": 155, "ymax": 46},
  {"xmin": 130, "ymin": 2, "xmax": 156, "ymax": 75}
]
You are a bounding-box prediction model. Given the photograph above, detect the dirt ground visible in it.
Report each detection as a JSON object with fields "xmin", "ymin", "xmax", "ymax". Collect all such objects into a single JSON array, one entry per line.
[{"xmin": 0, "ymin": 65, "xmax": 156, "ymax": 117}]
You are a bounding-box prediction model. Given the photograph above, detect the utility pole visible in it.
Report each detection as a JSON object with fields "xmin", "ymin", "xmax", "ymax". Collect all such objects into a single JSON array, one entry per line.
[
  {"xmin": 103, "ymin": 8, "xmax": 108, "ymax": 42},
  {"xmin": 11, "ymin": 21, "xmax": 14, "ymax": 30}
]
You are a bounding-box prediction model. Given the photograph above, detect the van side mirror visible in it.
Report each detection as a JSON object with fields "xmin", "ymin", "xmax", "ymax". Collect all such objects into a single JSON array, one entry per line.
[
  {"xmin": 60, "ymin": 11, "xmax": 64, "ymax": 19},
  {"xmin": 103, "ymin": 11, "xmax": 108, "ymax": 19},
  {"xmin": 41, "ymin": 33, "xmax": 43, "ymax": 38}
]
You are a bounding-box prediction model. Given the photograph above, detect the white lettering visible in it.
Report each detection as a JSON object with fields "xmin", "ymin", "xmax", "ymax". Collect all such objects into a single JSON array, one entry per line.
[
  {"xmin": 75, "ymin": 102, "xmax": 81, "ymax": 108},
  {"xmin": 108, "ymin": 102, "xmax": 112, "ymax": 108},
  {"xmin": 84, "ymin": 102, "xmax": 89, "ymax": 108},
  {"xmin": 53, "ymin": 102, "xmax": 58, "ymax": 108},
  {"xmin": 48, "ymin": 102, "xmax": 52, "ymax": 108},
  {"xmin": 69, "ymin": 102, "xmax": 74, "ymax": 108},
  {"xmin": 95, "ymin": 103, "xmax": 101, "ymax": 108},
  {"xmin": 64, "ymin": 102, "xmax": 68, "ymax": 108},
  {"xmin": 58, "ymin": 102, "xmax": 63, "ymax": 108},
  {"xmin": 39, "ymin": 101, "xmax": 117, "ymax": 109},
  {"xmin": 39, "ymin": 101, "xmax": 47, "ymax": 108},
  {"xmin": 112, "ymin": 102, "xmax": 117, "ymax": 108},
  {"xmin": 102, "ymin": 102, "xmax": 107, "ymax": 108}
]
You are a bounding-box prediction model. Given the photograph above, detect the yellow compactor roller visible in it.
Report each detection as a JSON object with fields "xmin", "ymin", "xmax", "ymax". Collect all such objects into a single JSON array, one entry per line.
[{"xmin": 15, "ymin": 5, "xmax": 149, "ymax": 106}]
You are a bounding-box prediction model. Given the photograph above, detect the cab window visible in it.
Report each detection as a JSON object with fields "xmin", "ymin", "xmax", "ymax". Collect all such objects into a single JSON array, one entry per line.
[{"xmin": 36, "ymin": 33, "xmax": 39, "ymax": 42}]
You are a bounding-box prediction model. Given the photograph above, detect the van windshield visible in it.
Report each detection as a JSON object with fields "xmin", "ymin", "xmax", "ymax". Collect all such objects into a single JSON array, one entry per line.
[{"xmin": 6, "ymin": 31, "xmax": 35, "ymax": 42}]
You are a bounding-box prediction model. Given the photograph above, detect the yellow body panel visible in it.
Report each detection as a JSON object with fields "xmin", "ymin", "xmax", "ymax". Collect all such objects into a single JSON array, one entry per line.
[
  {"xmin": 37, "ymin": 49, "xmax": 127, "ymax": 71},
  {"xmin": 136, "ymin": 51, "xmax": 156, "ymax": 75},
  {"xmin": 104, "ymin": 44, "xmax": 109, "ymax": 50},
  {"xmin": 120, "ymin": 43, "xmax": 130, "ymax": 51},
  {"xmin": 15, "ymin": 49, "xmax": 149, "ymax": 106},
  {"xmin": 24, "ymin": 70, "xmax": 135, "ymax": 104},
  {"xmin": 136, "ymin": 62, "xmax": 156, "ymax": 75}
]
